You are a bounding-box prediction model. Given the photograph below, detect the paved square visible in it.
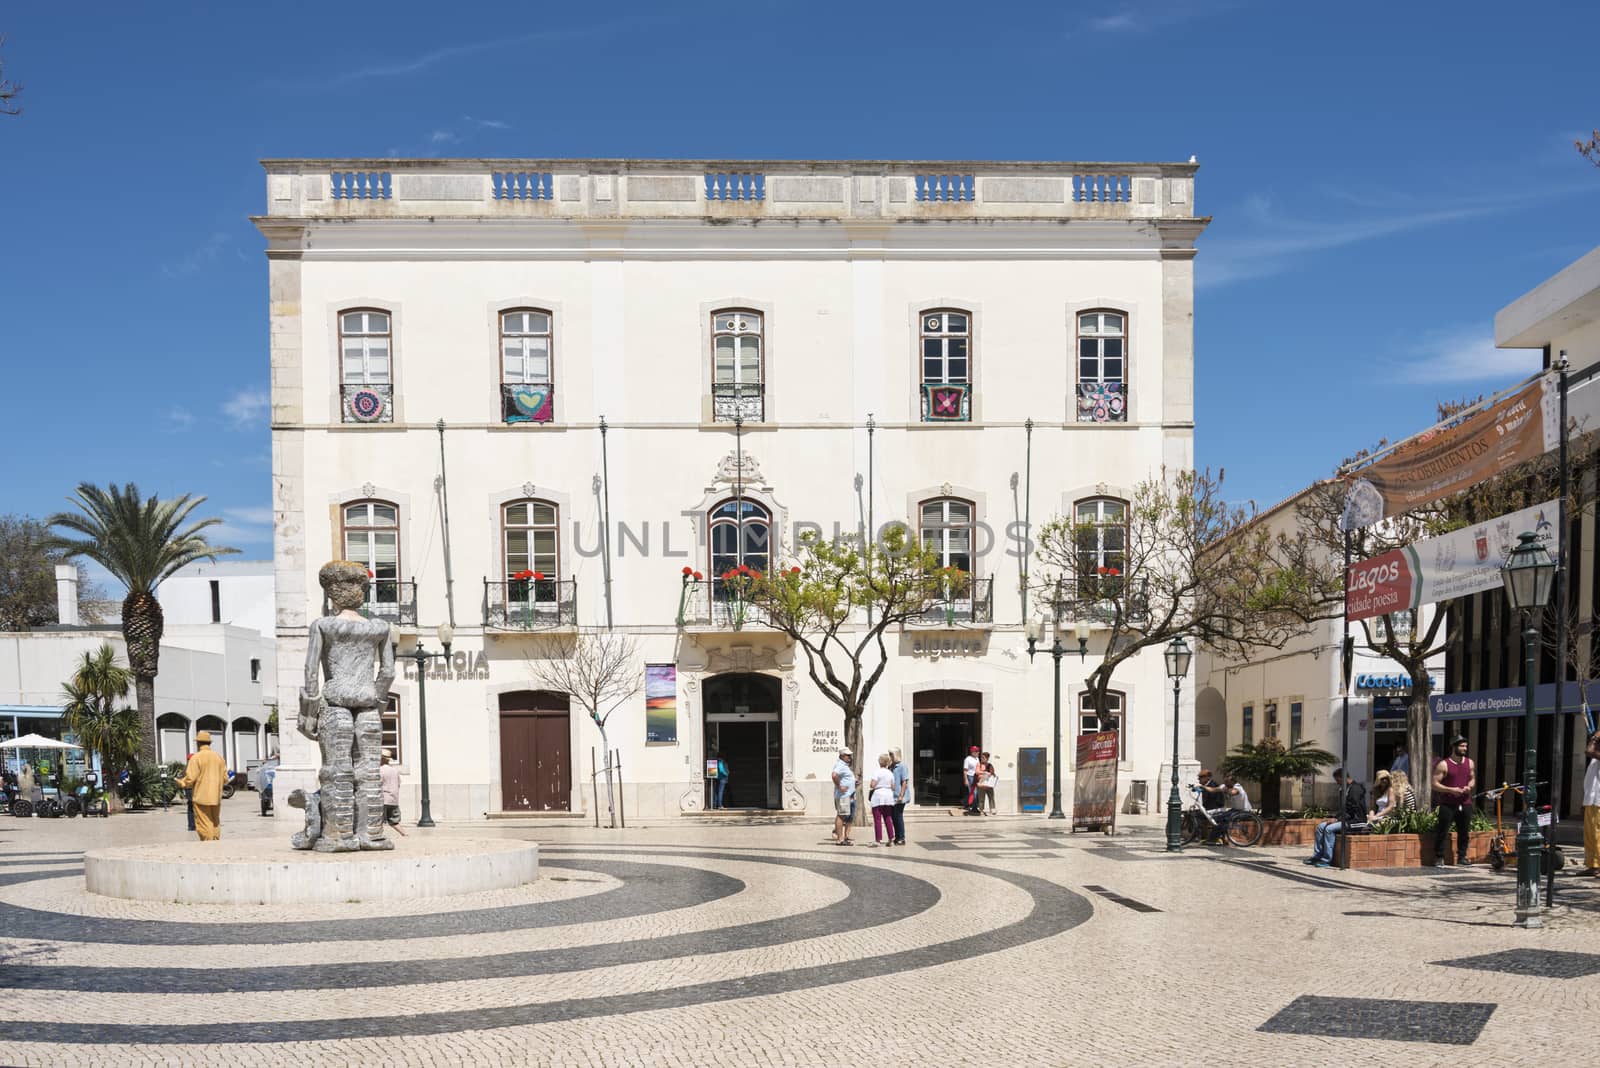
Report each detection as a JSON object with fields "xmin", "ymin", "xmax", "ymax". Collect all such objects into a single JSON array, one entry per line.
[{"xmin": 0, "ymin": 801, "xmax": 1597, "ymax": 1066}]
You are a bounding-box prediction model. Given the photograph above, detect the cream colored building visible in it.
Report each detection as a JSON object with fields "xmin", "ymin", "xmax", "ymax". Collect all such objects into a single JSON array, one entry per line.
[{"xmin": 256, "ymin": 159, "xmax": 1207, "ymax": 821}]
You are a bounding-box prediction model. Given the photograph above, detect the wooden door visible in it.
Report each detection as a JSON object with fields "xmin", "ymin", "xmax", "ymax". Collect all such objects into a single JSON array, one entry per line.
[{"xmin": 498, "ymin": 691, "xmax": 570, "ymax": 812}]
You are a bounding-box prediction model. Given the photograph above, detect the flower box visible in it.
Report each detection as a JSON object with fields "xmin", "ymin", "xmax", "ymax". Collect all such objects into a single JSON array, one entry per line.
[
  {"xmin": 1335, "ymin": 830, "xmax": 1495, "ymax": 869},
  {"xmin": 1259, "ymin": 818, "xmax": 1321, "ymax": 847}
]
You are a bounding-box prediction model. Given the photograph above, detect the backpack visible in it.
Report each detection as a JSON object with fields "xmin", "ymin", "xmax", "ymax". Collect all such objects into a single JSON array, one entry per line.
[{"xmin": 1342, "ymin": 781, "xmax": 1368, "ymax": 825}]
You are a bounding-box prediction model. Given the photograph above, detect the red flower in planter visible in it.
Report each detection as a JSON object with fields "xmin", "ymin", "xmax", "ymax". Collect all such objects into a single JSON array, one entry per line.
[
  {"xmin": 692, "ymin": 571, "xmax": 703, "ymax": 581},
  {"xmin": 1096, "ymin": 566, "xmax": 1107, "ymax": 575},
  {"xmin": 532, "ymin": 572, "xmax": 545, "ymax": 581},
  {"xmin": 682, "ymin": 566, "xmax": 693, "ymax": 576},
  {"xmin": 750, "ymin": 569, "xmax": 764, "ymax": 580},
  {"xmin": 367, "ymin": 569, "xmax": 375, "ymax": 578},
  {"xmin": 1108, "ymin": 568, "xmax": 1121, "ymax": 577},
  {"xmin": 789, "ymin": 566, "xmax": 801, "ymax": 576}
]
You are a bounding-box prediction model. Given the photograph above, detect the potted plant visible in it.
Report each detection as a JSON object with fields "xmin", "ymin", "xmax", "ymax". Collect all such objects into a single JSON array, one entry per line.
[{"xmin": 1219, "ymin": 736, "xmax": 1336, "ymax": 818}]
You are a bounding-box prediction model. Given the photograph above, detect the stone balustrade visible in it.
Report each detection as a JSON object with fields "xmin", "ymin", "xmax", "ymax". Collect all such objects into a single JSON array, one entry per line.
[{"xmin": 261, "ymin": 159, "xmax": 1198, "ymax": 220}]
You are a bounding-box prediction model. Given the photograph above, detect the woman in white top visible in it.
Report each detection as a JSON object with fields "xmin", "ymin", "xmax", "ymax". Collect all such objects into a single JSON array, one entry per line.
[
  {"xmin": 869, "ymin": 753, "xmax": 898, "ymax": 846},
  {"xmin": 978, "ymin": 752, "xmax": 998, "ymax": 814}
]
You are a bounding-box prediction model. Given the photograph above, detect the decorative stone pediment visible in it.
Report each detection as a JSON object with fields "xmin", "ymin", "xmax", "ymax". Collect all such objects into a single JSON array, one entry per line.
[
  {"xmin": 714, "ymin": 450, "xmax": 765, "ymax": 487},
  {"xmin": 706, "ymin": 643, "xmax": 780, "ymax": 674}
]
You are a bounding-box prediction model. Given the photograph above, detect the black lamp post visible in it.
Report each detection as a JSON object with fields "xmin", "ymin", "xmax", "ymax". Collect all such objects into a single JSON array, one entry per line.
[
  {"xmin": 1164, "ymin": 636, "xmax": 1192, "ymax": 852},
  {"xmin": 1501, "ymin": 530, "xmax": 1555, "ymax": 928},
  {"xmin": 1026, "ymin": 617, "xmax": 1091, "ymax": 820},
  {"xmin": 391, "ymin": 622, "xmax": 454, "ymax": 828}
]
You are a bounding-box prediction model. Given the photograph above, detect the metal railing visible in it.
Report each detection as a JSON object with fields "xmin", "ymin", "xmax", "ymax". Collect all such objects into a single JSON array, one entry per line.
[
  {"xmin": 483, "ymin": 578, "xmax": 578, "ymax": 630},
  {"xmin": 340, "ymin": 382, "xmax": 394, "ymax": 423},
  {"xmin": 711, "ymin": 382, "xmax": 764, "ymax": 422},
  {"xmin": 322, "ymin": 580, "xmax": 416, "ymax": 626},
  {"xmin": 677, "ymin": 578, "xmax": 774, "ymax": 630},
  {"xmin": 1053, "ymin": 576, "xmax": 1149, "ymax": 624},
  {"xmin": 910, "ymin": 576, "xmax": 994, "ymax": 626}
]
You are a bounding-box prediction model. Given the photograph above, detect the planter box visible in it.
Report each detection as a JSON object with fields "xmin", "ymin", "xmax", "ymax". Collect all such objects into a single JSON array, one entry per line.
[
  {"xmin": 1260, "ymin": 818, "xmax": 1321, "ymax": 847},
  {"xmin": 1336, "ymin": 830, "xmax": 1495, "ymax": 869}
]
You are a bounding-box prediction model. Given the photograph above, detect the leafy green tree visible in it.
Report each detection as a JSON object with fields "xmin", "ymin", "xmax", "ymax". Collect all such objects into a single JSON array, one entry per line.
[
  {"xmin": 1219, "ymin": 737, "xmax": 1337, "ymax": 818},
  {"xmin": 48, "ymin": 484, "xmax": 235, "ymax": 764},
  {"xmin": 743, "ymin": 526, "xmax": 951, "ymax": 823},
  {"xmin": 0, "ymin": 515, "xmax": 105, "ymax": 630},
  {"xmin": 59, "ymin": 644, "xmax": 141, "ymax": 812}
]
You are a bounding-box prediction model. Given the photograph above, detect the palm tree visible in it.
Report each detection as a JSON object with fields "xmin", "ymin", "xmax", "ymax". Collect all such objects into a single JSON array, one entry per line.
[
  {"xmin": 59, "ymin": 644, "xmax": 142, "ymax": 812},
  {"xmin": 1219, "ymin": 737, "xmax": 1337, "ymax": 818},
  {"xmin": 48, "ymin": 484, "xmax": 236, "ymax": 764}
]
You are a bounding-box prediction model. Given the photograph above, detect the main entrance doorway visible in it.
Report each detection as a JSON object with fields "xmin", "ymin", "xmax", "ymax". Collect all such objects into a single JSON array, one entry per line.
[
  {"xmin": 912, "ymin": 689, "xmax": 981, "ymax": 806},
  {"xmin": 498, "ymin": 690, "xmax": 570, "ymax": 811},
  {"xmin": 703, "ymin": 673, "xmax": 782, "ymax": 809}
]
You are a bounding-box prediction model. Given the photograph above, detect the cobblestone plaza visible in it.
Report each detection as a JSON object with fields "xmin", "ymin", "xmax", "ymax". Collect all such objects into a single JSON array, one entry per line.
[{"xmin": 1, "ymin": 800, "xmax": 1597, "ymax": 1066}]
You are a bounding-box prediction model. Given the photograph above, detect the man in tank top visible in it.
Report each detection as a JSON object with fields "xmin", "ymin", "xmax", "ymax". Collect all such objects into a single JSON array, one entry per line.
[{"xmin": 1431, "ymin": 736, "xmax": 1476, "ymax": 867}]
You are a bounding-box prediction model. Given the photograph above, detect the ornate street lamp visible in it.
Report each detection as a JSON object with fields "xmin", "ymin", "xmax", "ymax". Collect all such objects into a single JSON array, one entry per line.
[
  {"xmin": 1164, "ymin": 636, "xmax": 1192, "ymax": 852},
  {"xmin": 1025, "ymin": 618, "xmax": 1088, "ymax": 820},
  {"xmin": 1501, "ymin": 531, "xmax": 1555, "ymax": 928},
  {"xmin": 390, "ymin": 622, "xmax": 454, "ymax": 828}
]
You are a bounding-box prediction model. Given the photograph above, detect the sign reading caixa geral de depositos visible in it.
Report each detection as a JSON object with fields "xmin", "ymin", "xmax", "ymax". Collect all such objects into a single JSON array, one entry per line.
[{"xmin": 1345, "ymin": 500, "xmax": 1559, "ymax": 623}]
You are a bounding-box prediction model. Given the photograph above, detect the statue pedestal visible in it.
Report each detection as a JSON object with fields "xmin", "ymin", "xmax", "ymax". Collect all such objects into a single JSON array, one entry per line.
[{"xmin": 84, "ymin": 838, "xmax": 538, "ymax": 905}]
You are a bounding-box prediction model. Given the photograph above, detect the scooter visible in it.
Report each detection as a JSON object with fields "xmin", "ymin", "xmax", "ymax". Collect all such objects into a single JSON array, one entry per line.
[
  {"xmin": 1479, "ymin": 781, "xmax": 1565, "ymax": 872},
  {"xmin": 75, "ymin": 772, "xmax": 110, "ymax": 817}
]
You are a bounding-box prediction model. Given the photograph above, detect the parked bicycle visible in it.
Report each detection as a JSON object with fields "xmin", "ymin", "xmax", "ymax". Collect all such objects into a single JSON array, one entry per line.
[
  {"xmin": 1180, "ymin": 784, "xmax": 1264, "ymax": 847},
  {"xmin": 1477, "ymin": 781, "xmax": 1565, "ymax": 873}
]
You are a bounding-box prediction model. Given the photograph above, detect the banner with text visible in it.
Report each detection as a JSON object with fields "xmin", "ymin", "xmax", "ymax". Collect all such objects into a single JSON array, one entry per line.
[
  {"xmin": 1340, "ymin": 377, "xmax": 1556, "ymax": 530},
  {"xmin": 1071, "ymin": 731, "xmax": 1119, "ymax": 831},
  {"xmin": 1346, "ymin": 499, "xmax": 1559, "ymax": 622}
]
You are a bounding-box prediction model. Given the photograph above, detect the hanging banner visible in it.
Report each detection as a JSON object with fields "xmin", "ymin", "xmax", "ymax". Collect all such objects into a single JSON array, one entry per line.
[
  {"xmin": 1071, "ymin": 731, "xmax": 1119, "ymax": 831},
  {"xmin": 1016, "ymin": 747, "xmax": 1047, "ymax": 813},
  {"xmin": 1340, "ymin": 377, "xmax": 1556, "ymax": 530},
  {"xmin": 1346, "ymin": 499, "xmax": 1559, "ymax": 622},
  {"xmin": 644, "ymin": 664, "xmax": 678, "ymax": 745}
]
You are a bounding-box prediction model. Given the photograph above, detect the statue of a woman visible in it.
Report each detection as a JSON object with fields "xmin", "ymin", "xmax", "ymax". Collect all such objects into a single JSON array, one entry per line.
[{"xmin": 299, "ymin": 560, "xmax": 395, "ymax": 852}]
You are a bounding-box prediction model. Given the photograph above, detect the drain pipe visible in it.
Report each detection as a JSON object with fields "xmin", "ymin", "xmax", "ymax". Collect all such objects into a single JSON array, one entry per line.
[
  {"xmin": 599, "ymin": 416, "xmax": 614, "ymax": 630},
  {"xmin": 1022, "ymin": 417, "xmax": 1034, "ymax": 622},
  {"xmin": 435, "ymin": 419, "xmax": 457, "ymax": 628}
]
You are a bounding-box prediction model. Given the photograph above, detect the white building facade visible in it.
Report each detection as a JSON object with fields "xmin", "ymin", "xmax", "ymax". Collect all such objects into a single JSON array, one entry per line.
[{"xmin": 257, "ymin": 159, "xmax": 1206, "ymax": 822}]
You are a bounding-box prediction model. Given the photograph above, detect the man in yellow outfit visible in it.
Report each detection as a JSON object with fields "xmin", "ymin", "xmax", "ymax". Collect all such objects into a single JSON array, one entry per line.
[{"xmin": 175, "ymin": 730, "xmax": 228, "ymax": 841}]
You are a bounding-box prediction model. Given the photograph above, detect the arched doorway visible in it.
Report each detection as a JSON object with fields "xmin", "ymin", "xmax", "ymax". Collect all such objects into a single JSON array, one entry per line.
[
  {"xmin": 1195, "ymin": 686, "xmax": 1226, "ymax": 774},
  {"xmin": 704, "ymin": 673, "xmax": 782, "ymax": 809},
  {"xmin": 232, "ymin": 717, "xmax": 261, "ymax": 771},
  {"xmin": 912, "ymin": 689, "xmax": 981, "ymax": 806},
  {"xmin": 196, "ymin": 715, "xmax": 227, "ymax": 766},
  {"xmin": 156, "ymin": 713, "xmax": 190, "ymax": 765},
  {"xmin": 498, "ymin": 690, "xmax": 570, "ymax": 811}
]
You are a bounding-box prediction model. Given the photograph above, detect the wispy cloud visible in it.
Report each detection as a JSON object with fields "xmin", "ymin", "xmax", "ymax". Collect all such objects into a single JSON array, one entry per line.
[
  {"xmin": 213, "ymin": 506, "xmax": 275, "ymax": 546},
  {"xmin": 166, "ymin": 406, "xmax": 196, "ymax": 432},
  {"xmin": 280, "ymin": 17, "xmax": 675, "ymax": 90},
  {"xmin": 429, "ymin": 129, "xmax": 458, "ymax": 145},
  {"xmin": 463, "ymin": 115, "xmax": 509, "ymax": 130},
  {"xmin": 162, "ymin": 232, "xmax": 230, "ymax": 278},
  {"xmin": 222, "ymin": 389, "xmax": 269, "ymax": 429},
  {"xmin": 1078, "ymin": 0, "xmax": 1243, "ymax": 35},
  {"xmin": 1394, "ymin": 326, "xmax": 1543, "ymax": 385}
]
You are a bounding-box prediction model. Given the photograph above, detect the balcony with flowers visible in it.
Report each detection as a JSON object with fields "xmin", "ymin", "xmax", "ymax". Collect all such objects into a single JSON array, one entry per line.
[
  {"xmin": 483, "ymin": 571, "xmax": 577, "ymax": 631},
  {"xmin": 323, "ymin": 571, "xmax": 417, "ymax": 626},
  {"xmin": 675, "ymin": 565, "xmax": 779, "ymax": 631},
  {"xmin": 907, "ymin": 567, "xmax": 994, "ymax": 627},
  {"xmin": 1053, "ymin": 568, "xmax": 1148, "ymax": 625}
]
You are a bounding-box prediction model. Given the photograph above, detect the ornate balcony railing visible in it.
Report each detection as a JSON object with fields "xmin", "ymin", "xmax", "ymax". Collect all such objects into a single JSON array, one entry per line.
[
  {"xmin": 323, "ymin": 580, "xmax": 416, "ymax": 626},
  {"xmin": 340, "ymin": 382, "xmax": 394, "ymax": 424},
  {"xmin": 484, "ymin": 578, "xmax": 578, "ymax": 631},
  {"xmin": 500, "ymin": 382, "xmax": 555, "ymax": 424},
  {"xmin": 1053, "ymin": 576, "xmax": 1149, "ymax": 624},
  {"xmin": 909, "ymin": 575, "xmax": 993, "ymax": 626},
  {"xmin": 677, "ymin": 579, "xmax": 774, "ymax": 630},
  {"xmin": 711, "ymin": 382, "xmax": 764, "ymax": 422},
  {"xmin": 1076, "ymin": 382, "xmax": 1127, "ymax": 423},
  {"xmin": 921, "ymin": 381, "xmax": 971, "ymax": 422}
]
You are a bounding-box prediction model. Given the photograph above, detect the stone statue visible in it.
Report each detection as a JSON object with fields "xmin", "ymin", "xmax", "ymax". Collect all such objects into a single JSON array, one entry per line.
[
  {"xmin": 287, "ymin": 788, "xmax": 322, "ymax": 850},
  {"xmin": 298, "ymin": 560, "xmax": 395, "ymax": 852}
]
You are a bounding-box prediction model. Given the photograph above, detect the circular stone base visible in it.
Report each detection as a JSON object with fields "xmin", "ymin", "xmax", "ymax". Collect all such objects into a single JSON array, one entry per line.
[{"xmin": 84, "ymin": 838, "xmax": 539, "ymax": 905}]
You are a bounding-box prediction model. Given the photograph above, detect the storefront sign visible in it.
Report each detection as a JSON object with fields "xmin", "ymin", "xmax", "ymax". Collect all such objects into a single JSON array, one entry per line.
[
  {"xmin": 1430, "ymin": 680, "xmax": 1600, "ymax": 721},
  {"xmin": 1355, "ymin": 673, "xmax": 1440, "ymax": 691},
  {"xmin": 911, "ymin": 637, "xmax": 984, "ymax": 656},
  {"xmin": 401, "ymin": 651, "xmax": 490, "ymax": 681},
  {"xmin": 810, "ymin": 729, "xmax": 841, "ymax": 754},
  {"xmin": 1340, "ymin": 377, "xmax": 1555, "ymax": 529},
  {"xmin": 645, "ymin": 664, "xmax": 677, "ymax": 745},
  {"xmin": 1017, "ymin": 747, "xmax": 1047, "ymax": 813},
  {"xmin": 1071, "ymin": 731, "xmax": 1119, "ymax": 832},
  {"xmin": 1346, "ymin": 499, "xmax": 1559, "ymax": 622}
]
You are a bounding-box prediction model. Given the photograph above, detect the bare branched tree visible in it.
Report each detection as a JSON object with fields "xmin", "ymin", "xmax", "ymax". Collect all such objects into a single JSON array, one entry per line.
[
  {"xmin": 0, "ymin": 36, "xmax": 21, "ymax": 117},
  {"xmin": 1578, "ymin": 129, "xmax": 1600, "ymax": 170},
  {"xmin": 525, "ymin": 628, "xmax": 641, "ymax": 825}
]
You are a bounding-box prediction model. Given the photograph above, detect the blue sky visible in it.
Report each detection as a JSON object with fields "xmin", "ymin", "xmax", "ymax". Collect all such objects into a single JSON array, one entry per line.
[{"xmin": 2, "ymin": 1, "xmax": 1597, "ymax": 576}]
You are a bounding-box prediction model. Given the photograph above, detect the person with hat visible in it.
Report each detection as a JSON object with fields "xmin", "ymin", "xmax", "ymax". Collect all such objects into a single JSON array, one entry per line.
[
  {"xmin": 963, "ymin": 745, "xmax": 981, "ymax": 815},
  {"xmin": 175, "ymin": 730, "xmax": 229, "ymax": 841},
  {"xmin": 1431, "ymin": 736, "xmax": 1476, "ymax": 867},
  {"xmin": 379, "ymin": 749, "xmax": 401, "ymax": 827},
  {"xmin": 831, "ymin": 747, "xmax": 856, "ymax": 845}
]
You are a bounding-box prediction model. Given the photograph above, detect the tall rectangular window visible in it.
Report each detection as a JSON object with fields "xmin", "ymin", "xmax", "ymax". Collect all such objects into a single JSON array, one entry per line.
[
  {"xmin": 1290, "ymin": 701, "xmax": 1303, "ymax": 746},
  {"xmin": 1076, "ymin": 310, "xmax": 1127, "ymax": 423},
  {"xmin": 250, "ymin": 658, "xmax": 261, "ymax": 683},
  {"xmin": 1242, "ymin": 704, "xmax": 1254, "ymax": 745},
  {"xmin": 339, "ymin": 309, "xmax": 394, "ymax": 423},
  {"xmin": 919, "ymin": 310, "xmax": 971, "ymax": 422},
  {"xmin": 1079, "ymin": 691, "xmax": 1126, "ymax": 760},
  {"xmin": 1265, "ymin": 702, "xmax": 1279, "ymax": 740},
  {"xmin": 711, "ymin": 310, "xmax": 763, "ymax": 421},
  {"xmin": 500, "ymin": 309, "xmax": 555, "ymax": 423},
  {"xmin": 209, "ymin": 580, "xmax": 221, "ymax": 623},
  {"xmin": 382, "ymin": 694, "xmax": 402, "ymax": 764},
  {"xmin": 342, "ymin": 500, "xmax": 401, "ymax": 615}
]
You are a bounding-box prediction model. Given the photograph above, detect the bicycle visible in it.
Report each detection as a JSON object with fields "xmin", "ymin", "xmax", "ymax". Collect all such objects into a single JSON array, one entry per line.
[
  {"xmin": 1477, "ymin": 781, "xmax": 1565, "ymax": 873},
  {"xmin": 1180, "ymin": 785, "xmax": 1264, "ymax": 847}
]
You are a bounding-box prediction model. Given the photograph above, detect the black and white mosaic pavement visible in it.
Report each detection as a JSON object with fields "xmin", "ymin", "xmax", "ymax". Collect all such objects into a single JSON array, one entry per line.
[{"xmin": 1258, "ymin": 996, "xmax": 1497, "ymax": 1045}]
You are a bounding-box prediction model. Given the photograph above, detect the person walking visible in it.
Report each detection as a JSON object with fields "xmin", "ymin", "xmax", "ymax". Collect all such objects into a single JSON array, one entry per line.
[
  {"xmin": 868, "ymin": 754, "xmax": 898, "ymax": 846},
  {"xmin": 1580, "ymin": 727, "xmax": 1600, "ymax": 876},
  {"xmin": 1390, "ymin": 740, "xmax": 1411, "ymax": 778},
  {"xmin": 831, "ymin": 748, "xmax": 856, "ymax": 846},
  {"xmin": 711, "ymin": 751, "xmax": 729, "ymax": 810},
  {"xmin": 978, "ymin": 752, "xmax": 998, "ymax": 814},
  {"xmin": 890, "ymin": 747, "xmax": 910, "ymax": 845},
  {"xmin": 962, "ymin": 745, "xmax": 981, "ymax": 814},
  {"xmin": 1431, "ymin": 736, "xmax": 1476, "ymax": 867},
  {"xmin": 379, "ymin": 750, "xmax": 401, "ymax": 826},
  {"xmin": 174, "ymin": 730, "xmax": 228, "ymax": 841}
]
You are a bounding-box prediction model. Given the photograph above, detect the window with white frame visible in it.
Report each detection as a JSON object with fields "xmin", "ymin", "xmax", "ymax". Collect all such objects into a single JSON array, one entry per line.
[
  {"xmin": 711, "ymin": 310, "xmax": 763, "ymax": 422},
  {"xmin": 503, "ymin": 499, "xmax": 559, "ymax": 585},
  {"xmin": 500, "ymin": 309, "xmax": 555, "ymax": 423},
  {"xmin": 1243, "ymin": 704, "xmax": 1254, "ymax": 745},
  {"xmin": 1079, "ymin": 690, "xmax": 1126, "ymax": 760},
  {"xmin": 1075, "ymin": 497, "xmax": 1127, "ymax": 582},
  {"xmin": 919, "ymin": 497, "xmax": 974, "ymax": 573},
  {"xmin": 339, "ymin": 309, "xmax": 394, "ymax": 423},
  {"xmin": 382, "ymin": 694, "xmax": 401, "ymax": 764},
  {"xmin": 341, "ymin": 500, "xmax": 400, "ymax": 612},
  {"xmin": 919, "ymin": 310, "xmax": 971, "ymax": 422},
  {"xmin": 1076, "ymin": 310, "xmax": 1127, "ymax": 423},
  {"xmin": 709, "ymin": 499, "xmax": 770, "ymax": 584}
]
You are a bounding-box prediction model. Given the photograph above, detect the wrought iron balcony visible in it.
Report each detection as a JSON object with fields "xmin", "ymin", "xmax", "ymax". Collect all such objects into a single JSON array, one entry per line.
[
  {"xmin": 340, "ymin": 383, "xmax": 394, "ymax": 424},
  {"xmin": 1076, "ymin": 381, "xmax": 1127, "ymax": 423},
  {"xmin": 920, "ymin": 381, "xmax": 971, "ymax": 422},
  {"xmin": 500, "ymin": 382, "xmax": 555, "ymax": 424},
  {"xmin": 910, "ymin": 575, "xmax": 993, "ymax": 626},
  {"xmin": 711, "ymin": 382, "xmax": 764, "ymax": 422},
  {"xmin": 322, "ymin": 580, "xmax": 417, "ymax": 626},
  {"xmin": 1053, "ymin": 576, "xmax": 1149, "ymax": 624},
  {"xmin": 484, "ymin": 578, "xmax": 578, "ymax": 630},
  {"xmin": 677, "ymin": 578, "xmax": 774, "ymax": 630}
]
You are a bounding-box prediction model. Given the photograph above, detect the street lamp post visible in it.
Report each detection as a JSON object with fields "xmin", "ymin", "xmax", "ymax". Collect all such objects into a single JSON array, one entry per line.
[
  {"xmin": 390, "ymin": 622, "xmax": 454, "ymax": 829},
  {"xmin": 1164, "ymin": 637, "xmax": 1192, "ymax": 852},
  {"xmin": 1501, "ymin": 531, "xmax": 1555, "ymax": 929},
  {"xmin": 1026, "ymin": 618, "xmax": 1091, "ymax": 821}
]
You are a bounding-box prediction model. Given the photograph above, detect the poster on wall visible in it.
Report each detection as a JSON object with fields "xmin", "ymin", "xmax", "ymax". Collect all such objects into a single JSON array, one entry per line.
[
  {"xmin": 1016, "ymin": 747, "xmax": 1047, "ymax": 813},
  {"xmin": 644, "ymin": 664, "xmax": 677, "ymax": 745},
  {"xmin": 1072, "ymin": 731, "xmax": 1119, "ymax": 832}
]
